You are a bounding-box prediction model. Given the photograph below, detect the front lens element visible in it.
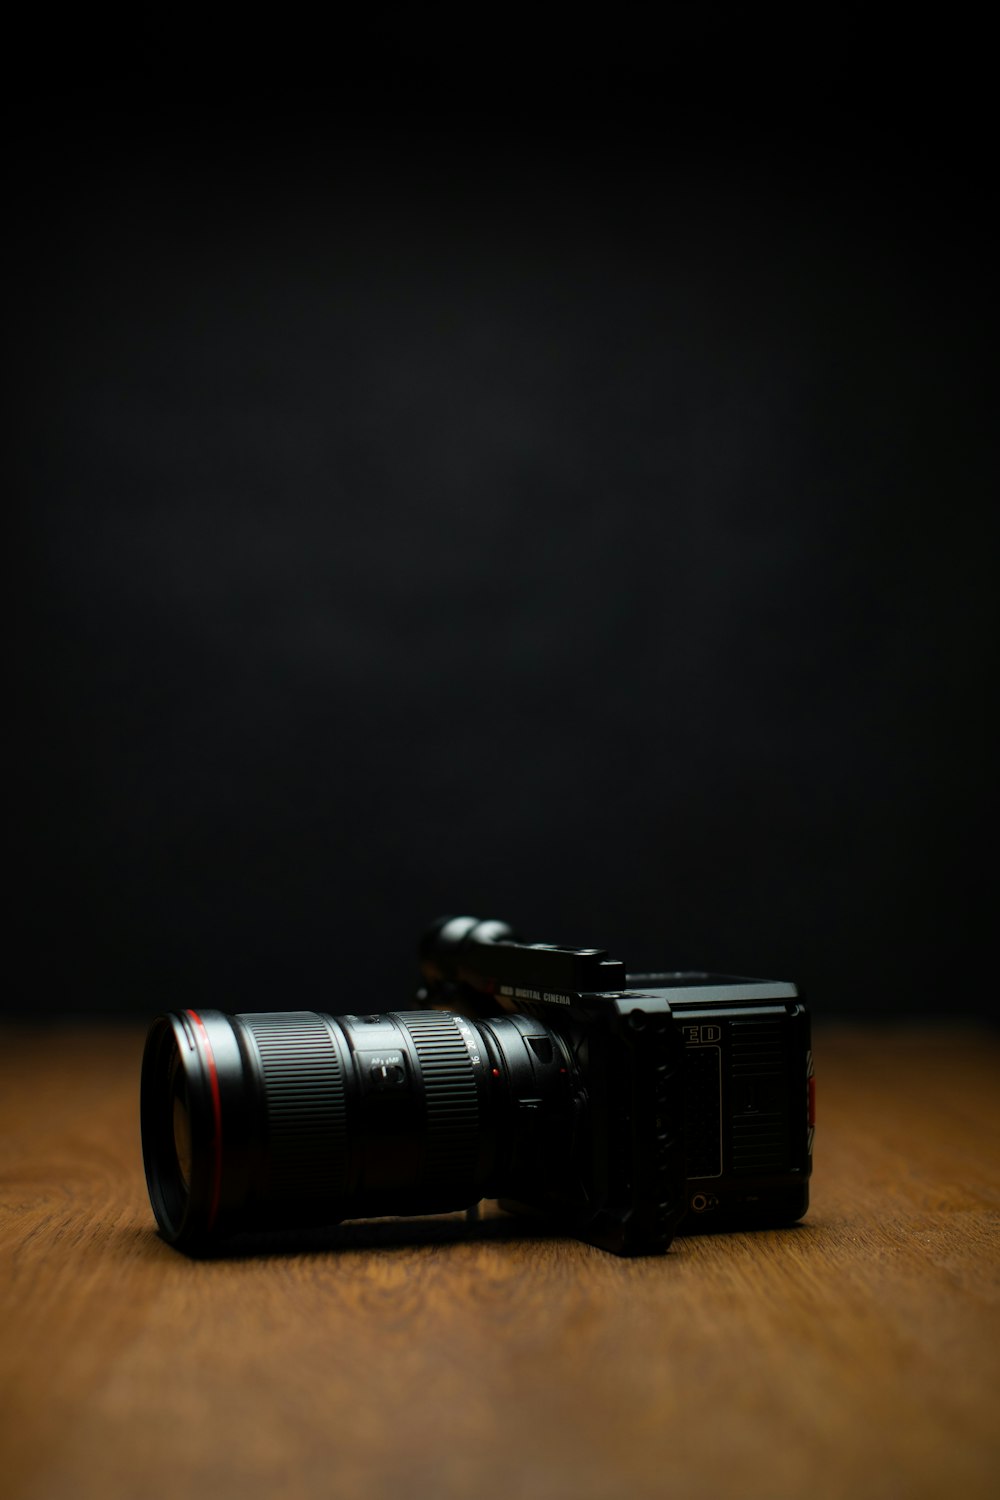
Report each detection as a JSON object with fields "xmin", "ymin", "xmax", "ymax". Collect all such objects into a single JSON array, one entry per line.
[{"xmin": 170, "ymin": 1062, "xmax": 192, "ymax": 1192}]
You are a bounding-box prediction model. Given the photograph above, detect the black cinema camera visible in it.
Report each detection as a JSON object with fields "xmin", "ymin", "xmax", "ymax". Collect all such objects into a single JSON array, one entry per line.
[{"xmin": 141, "ymin": 916, "xmax": 813, "ymax": 1256}]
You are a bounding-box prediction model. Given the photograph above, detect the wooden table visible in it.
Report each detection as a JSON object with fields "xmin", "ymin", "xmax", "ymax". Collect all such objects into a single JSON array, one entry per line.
[{"xmin": 1, "ymin": 1024, "xmax": 997, "ymax": 1500}]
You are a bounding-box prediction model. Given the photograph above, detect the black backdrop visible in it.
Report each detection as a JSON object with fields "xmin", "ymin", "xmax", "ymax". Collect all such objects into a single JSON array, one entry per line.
[{"xmin": 7, "ymin": 17, "xmax": 995, "ymax": 1020}]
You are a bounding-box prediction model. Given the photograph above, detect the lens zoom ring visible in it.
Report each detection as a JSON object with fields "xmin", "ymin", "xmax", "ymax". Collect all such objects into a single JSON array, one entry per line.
[
  {"xmin": 395, "ymin": 1013, "xmax": 480, "ymax": 1189},
  {"xmin": 241, "ymin": 1012, "xmax": 348, "ymax": 1205}
]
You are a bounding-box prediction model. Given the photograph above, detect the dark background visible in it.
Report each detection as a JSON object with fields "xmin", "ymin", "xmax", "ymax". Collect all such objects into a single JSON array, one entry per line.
[{"xmin": 7, "ymin": 15, "xmax": 995, "ymax": 1021}]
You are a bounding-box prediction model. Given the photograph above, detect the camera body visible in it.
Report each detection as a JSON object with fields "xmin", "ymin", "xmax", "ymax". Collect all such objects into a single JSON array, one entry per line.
[{"xmin": 419, "ymin": 917, "xmax": 814, "ymax": 1239}]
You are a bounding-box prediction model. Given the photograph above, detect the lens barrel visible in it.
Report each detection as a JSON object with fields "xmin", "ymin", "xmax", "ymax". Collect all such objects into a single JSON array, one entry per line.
[{"xmin": 141, "ymin": 1008, "xmax": 580, "ymax": 1250}]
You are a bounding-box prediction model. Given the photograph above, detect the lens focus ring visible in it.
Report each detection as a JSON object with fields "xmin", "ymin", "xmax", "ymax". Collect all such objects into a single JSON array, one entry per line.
[{"xmin": 394, "ymin": 1012, "xmax": 481, "ymax": 1195}]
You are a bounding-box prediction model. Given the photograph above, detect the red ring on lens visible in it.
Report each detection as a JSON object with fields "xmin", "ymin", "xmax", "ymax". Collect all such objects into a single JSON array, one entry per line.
[{"xmin": 186, "ymin": 1009, "xmax": 223, "ymax": 1230}]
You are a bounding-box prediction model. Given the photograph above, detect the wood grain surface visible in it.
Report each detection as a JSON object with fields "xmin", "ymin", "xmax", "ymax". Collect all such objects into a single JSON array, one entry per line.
[{"xmin": 1, "ymin": 1024, "xmax": 997, "ymax": 1500}]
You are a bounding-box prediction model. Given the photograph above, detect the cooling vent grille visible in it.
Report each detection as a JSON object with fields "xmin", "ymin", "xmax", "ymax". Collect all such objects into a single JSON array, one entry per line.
[{"xmin": 729, "ymin": 1018, "xmax": 789, "ymax": 1174}]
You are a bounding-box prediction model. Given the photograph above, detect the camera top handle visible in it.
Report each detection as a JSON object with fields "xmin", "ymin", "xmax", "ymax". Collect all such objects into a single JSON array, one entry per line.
[{"xmin": 419, "ymin": 915, "xmax": 628, "ymax": 1010}]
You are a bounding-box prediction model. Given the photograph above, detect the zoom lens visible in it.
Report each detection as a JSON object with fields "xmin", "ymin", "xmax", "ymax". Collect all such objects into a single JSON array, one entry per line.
[{"xmin": 141, "ymin": 1008, "xmax": 582, "ymax": 1250}]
